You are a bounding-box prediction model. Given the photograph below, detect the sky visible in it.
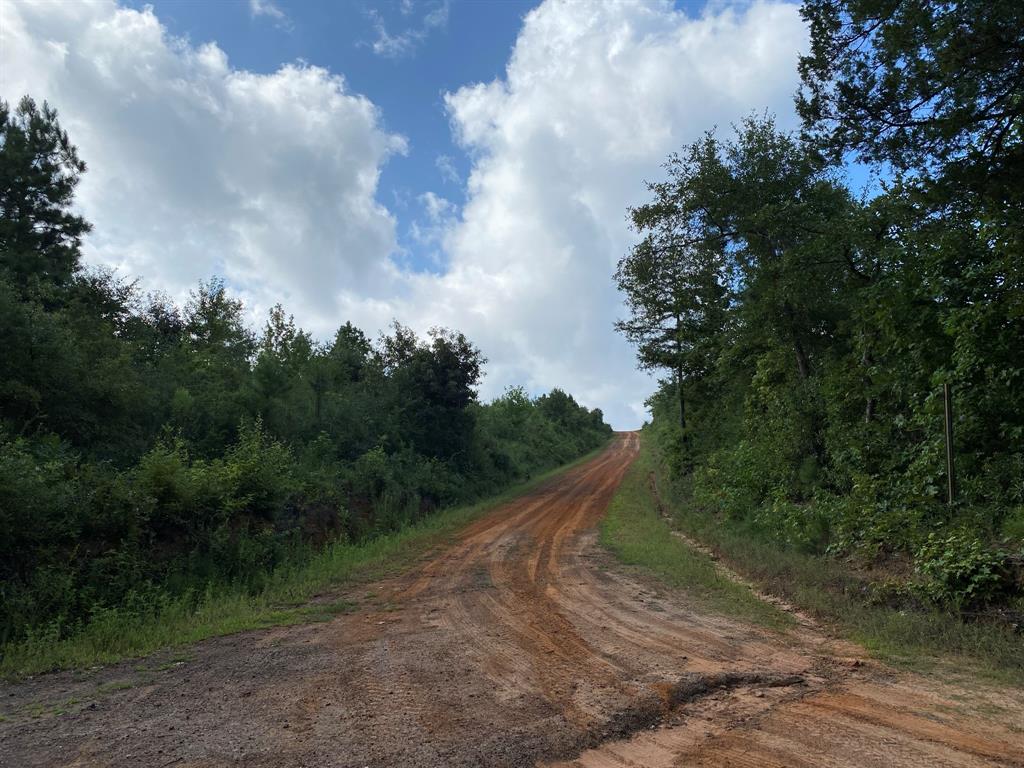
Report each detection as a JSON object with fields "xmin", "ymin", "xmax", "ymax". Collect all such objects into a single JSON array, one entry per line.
[{"xmin": 0, "ymin": 0, "xmax": 810, "ymax": 429}]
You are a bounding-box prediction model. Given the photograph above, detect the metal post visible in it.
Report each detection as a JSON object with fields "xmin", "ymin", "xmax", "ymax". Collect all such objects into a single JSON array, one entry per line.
[{"xmin": 944, "ymin": 383, "xmax": 956, "ymax": 506}]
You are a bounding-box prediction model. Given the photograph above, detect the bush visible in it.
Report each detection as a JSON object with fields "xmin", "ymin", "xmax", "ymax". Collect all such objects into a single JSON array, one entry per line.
[
  {"xmin": 914, "ymin": 531, "xmax": 1007, "ymax": 609},
  {"xmin": 754, "ymin": 492, "xmax": 830, "ymax": 553},
  {"xmin": 1001, "ymin": 506, "xmax": 1024, "ymax": 545},
  {"xmin": 0, "ymin": 325, "xmax": 613, "ymax": 652},
  {"xmin": 0, "ymin": 431, "xmax": 144, "ymax": 645}
]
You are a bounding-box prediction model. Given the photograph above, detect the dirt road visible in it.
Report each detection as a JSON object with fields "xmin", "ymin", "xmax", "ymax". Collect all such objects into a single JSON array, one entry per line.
[{"xmin": 2, "ymin": 433, "xmax": 1022, "ymax": 767}]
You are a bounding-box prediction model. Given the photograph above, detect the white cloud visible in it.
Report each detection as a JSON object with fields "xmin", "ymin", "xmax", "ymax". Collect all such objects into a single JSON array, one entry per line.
[
  {"xmin": 1, "ymin": 0, "xmax": 405, "ymax": 333},
  {"xmin": 435, "ymin": 153, "xmax": 460, "ymax": 185},
  {"xmin": 398, "ymin": 0, "xmax": 808, "ymax": 427},
  {"xmin": 249, "ymin": 0, "xmax": 286, "ymax": 23},
  {"xmin": 419, "ymin": 191, "xmax": 455, "ymax": 223},
  {"xmin": 407, "ymin": 192, "xmax": 456, "ymax": 270},
  {"xmin": 412, "ymin": 190, "xmax": 455, "ymax": 241},
  {"xmin": 368, "ymin": 0, "xmax": 449, "ymax": 59},
  {"xmin": 249, "ymin": 0, "xmax": 293, "ymax": 31}
]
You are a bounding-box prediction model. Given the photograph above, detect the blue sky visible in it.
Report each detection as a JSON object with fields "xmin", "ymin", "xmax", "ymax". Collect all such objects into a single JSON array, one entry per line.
[{"xmin": 2, "ymin": 0, "xmax": 813, "ymax": 428}]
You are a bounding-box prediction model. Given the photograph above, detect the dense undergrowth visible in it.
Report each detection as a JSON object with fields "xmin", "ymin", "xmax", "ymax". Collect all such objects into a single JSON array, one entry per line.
[
  {"xmin": 0, "ymin": 96, "xmax": 612, "ymax": 670},
  {"xmin": 2, "ymin": 446, "xmax": 607, "ymax": 678}
]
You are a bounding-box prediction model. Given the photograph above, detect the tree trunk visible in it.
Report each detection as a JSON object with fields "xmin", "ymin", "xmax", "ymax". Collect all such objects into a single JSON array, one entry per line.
[
  {"xmin": 861, "ymin": 336, "xmax": 875, "ymax": 423},
  {"xmin": 782, "ymin": 301, "xmax": 811, "ymax": 381},
  {"xmin": 674, "ymin": 317, "xmax": 689, "ymax": 452},
  {"xmin": 677, "ymin": 366, "xmax": 691, "ymax": 468},
  {"xmin": 794, "ymin": 337, "xmax": 811, "ymax": 381},
  {"xmin": 312, "ymin": 376, "xmax": 324, "ymax": 426},
  {"xmin": 677, "ymin": 367, "xmax": 687, "ymax": 435}
]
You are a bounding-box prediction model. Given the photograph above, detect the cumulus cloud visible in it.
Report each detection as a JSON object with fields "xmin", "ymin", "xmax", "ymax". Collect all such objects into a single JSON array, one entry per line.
[
  {"xmin": 419, "ymin": 191, "xmax": 456, "ymax": 224},
  {"xmin": 401, "ymin": 0, "xmax": 808, "ymax": 427},
  {"xmin": 406, "ymin": 192, "xmax": 456, "ymax": 271},
  {"xmin": 0, "ymin": 0, "xmax": 405, "ymax": 332},
  {"xmin": 250, "ymin": 0, "xmax": 285, "ymax": 22}
]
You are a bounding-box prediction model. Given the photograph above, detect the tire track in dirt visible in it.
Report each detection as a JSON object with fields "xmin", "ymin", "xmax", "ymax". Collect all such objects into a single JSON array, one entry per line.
[{"xmin": 2, "ymin": 433, "xmax": 1022, "ymax": 767}]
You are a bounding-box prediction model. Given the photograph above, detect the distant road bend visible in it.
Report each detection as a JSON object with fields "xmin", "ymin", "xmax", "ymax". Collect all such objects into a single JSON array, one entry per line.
[{"xmin": 3, "ymin": 433, "xmax": 1023, "ymax": 767}]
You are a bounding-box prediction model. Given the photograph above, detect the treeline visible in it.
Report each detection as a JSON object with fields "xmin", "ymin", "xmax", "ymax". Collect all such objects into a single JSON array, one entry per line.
[
  {"xmin": 0, "ymin": 97, "xmax": 611, "ymax": 649},
  {"xmin": 617, "ymin": 1, "xmax": 1023, "ymax": 612}
]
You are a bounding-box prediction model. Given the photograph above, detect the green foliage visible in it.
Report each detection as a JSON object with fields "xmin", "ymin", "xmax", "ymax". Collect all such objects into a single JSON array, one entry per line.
[
  {"xmin": 797, "ymin": 0, "xmax": 1024, "ymax": 205},
  {"xmin": 0, "ymin": 96, "xmax": 90, "ymax": 294},
  {"xmin": 1003, "ymin": 508, "xmax": 1024, "ymax": 544},
  {"xmin": 0, "ymin": 448, "xmax": 606, "ymax": 678},
  {"xmin": 647, "ymin": 430, "xmax": 1024, "ymax": 684},
  {"xmin": 915, "ymin": 532, "xmax": 1008, "ymax": 609}
]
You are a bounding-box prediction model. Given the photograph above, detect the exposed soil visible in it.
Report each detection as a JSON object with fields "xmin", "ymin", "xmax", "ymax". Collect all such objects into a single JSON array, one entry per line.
[{"xmin": 2, "ymin": 433, "xmax": 1022, "ymax": 767}]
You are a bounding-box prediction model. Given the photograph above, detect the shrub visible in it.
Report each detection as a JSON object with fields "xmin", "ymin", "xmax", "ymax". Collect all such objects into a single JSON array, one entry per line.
[
  {"xmin": 754, "ymin": 492, "xmax": 830, "ymax": 553},
  {"xmin": 914, "ymin": 531, "xmax": 1007, "ymax": 609},
  {"xmin": 1001, "ymin": 506, "xmax": 1024, "ymax": 545}
]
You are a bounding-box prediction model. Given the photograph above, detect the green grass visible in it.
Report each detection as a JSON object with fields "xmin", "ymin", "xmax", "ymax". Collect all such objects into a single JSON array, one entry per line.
[
  {"xmin": 642, "ymin": 436, "xmax": 1024, "ymax": 686},
  {"xmin": 600, "ymin": 438, "xmax": 793, "ymax": 632},
  {"xmin": 95, "ymin": 680, "xmax": 135, "ymax": 694},
  {"xmin": 0, "ymin": 444, "xmax": 609, "ymax": 679}
]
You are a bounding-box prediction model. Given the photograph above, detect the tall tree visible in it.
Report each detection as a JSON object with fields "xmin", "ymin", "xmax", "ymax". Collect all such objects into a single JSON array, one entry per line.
[
  {"xmin": 379, "ymin": 323, "xmax": 485, "ymax": 462},
  {"xmin": 173, "ymin": 279, "xmax": 256, "ymax": 454},
  {"xmin": 616, "ymin": 189, "xmax": 728, "ymax": 447},
  {"xmin": 0, "ymin": 97, "xmax": 90, "ymax": 295}
]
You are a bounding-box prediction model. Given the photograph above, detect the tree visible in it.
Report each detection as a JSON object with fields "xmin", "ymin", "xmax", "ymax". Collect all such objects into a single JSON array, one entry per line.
[
  {"xmin": 327, "ymin": 322, "xmax": 372, "ymax": 383},
  {"xmin": 174, "ymin": 279, "xmax": 255, "ymax": 454},
  {"xmin": 379, "ymin": 323, "xmax": 485, "ymax": 461},
  {"xmin": 0, "ymin": 97, "xmax": 91, "ymax": 295},
  {"xmin": 615, "ymin": 197, "xmax": 727, "ymax": 447},
  {"xmin": 0, "ymin": 101, "xmax": 148, "ymax": 457},
  {"xmin": 618, "ymin": 118, "xmax": 861, "ymax": 469}
]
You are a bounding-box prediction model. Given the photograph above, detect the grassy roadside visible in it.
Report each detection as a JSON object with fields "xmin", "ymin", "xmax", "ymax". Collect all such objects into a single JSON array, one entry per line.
[
  {"xmin": 635, "ymin": 434, "xmax": 1024, "ymax": 686},
  {"xmin": 599, "ymin": 437, "xmax": 793, "ymax": 632},
  {"xmin": 1, "ymin": 443, "xmax": 610, "ymax": 680}
]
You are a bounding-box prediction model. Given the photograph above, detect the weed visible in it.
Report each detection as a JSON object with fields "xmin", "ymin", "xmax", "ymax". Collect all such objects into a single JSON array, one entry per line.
[
  {"xmin": 96, "ymin": 680, "xmax": 133, "ymax": 694},
  {"xmin": 600, "ymin": 440, "xmax": 793, "ymax": 632}
]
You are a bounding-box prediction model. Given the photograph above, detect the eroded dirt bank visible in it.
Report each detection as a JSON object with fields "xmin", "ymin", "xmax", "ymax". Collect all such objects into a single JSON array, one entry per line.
[{"xmin": 2, "ymin": 433, "xmax": 1022, "ymax": 767}]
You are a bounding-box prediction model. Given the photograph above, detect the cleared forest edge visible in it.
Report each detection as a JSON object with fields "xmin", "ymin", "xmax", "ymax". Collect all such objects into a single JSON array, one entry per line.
[
  {"xmin": 1, "ymin": 433, "xmax": 1022, "ymax": 768},
  {"xmin": 0, "ymin": 441, "xmax": 613, "ymax": 679}
]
